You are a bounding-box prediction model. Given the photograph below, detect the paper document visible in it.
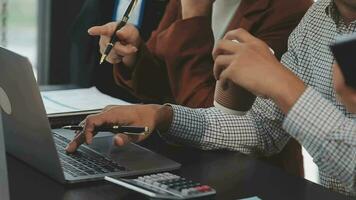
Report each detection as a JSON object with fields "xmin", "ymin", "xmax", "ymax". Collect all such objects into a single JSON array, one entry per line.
[
  {"xmin": 237, "ymin": 197, "xmax": 262, "ymax": 200},
  {"xmin": 41, "ymin": 87, "xmax": 131, "ymax": 116}
]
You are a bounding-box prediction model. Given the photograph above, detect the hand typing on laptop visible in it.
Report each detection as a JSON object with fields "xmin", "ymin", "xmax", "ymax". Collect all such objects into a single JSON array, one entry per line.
[{"xmin": 65, "ymin": 105, "xmax": 174, "ymax": 153}]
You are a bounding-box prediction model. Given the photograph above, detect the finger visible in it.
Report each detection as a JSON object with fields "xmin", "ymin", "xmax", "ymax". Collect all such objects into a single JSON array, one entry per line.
[
  {"xmin": 99, "ymin": 36, "xmax": 111, "ymax": 54},
  {"xmin": 83, "ymin": 114, "xmax": 110, "ymax": 145},
  {"xmin": 103, "ymin": 105, "xmax": 116, "ymax": 112},
  {"xmin": 219, "ymin": 67, "xmax": 233, "ymax": 91},
  {"xmin": 65, "ymin": 114, "xmax": 103, "ymax": 153},
  {"xmin": 116, "ymin": 24, "xmax": 138, "ymax": 43},
  {"xmin": 104, "ymin": 44, "xmax": 123, "ymax": 64},
  {"xmin": 113, "ymin": 42, "xmax": 138, "ymax": 57},
  {"xmin": 113, "ymin": 133, "xmax": 138, "ymax": 147},
  {"xmin": 213, "ymin": 55, "xmax": 234, "ymax": 80},
  {"xmin": 213, "ymin": 40, "xmax": 241, "ymax": 60},
  {"xmin": 88, "ymin": 22, "xmax": 118, "ymax": 36},
  {"xmin": 74, "ymin": 120, "xmax": 86, "ymax": 135},
  {"xmin": 106, "ymin": 51, "xmax": 122, "ymax": 64},
  {"xmin": 224, "ymin": 28, "xmax": 257, "ymax": 43},
  {"xmin": 65, "ymin": 131, "xmax": 86, "ymax": 153}
]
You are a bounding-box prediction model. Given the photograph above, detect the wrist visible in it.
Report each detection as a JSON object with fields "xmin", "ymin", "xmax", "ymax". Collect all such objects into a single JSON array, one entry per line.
[
  {"xmin": 181, "ymin": 2, "xmax": 213, "ymax": 19},
  {"xmin": 154, "ymin": 105, "xmax": 173, "ymax": 133},
  {"xmin": 271, "ymin": 70, "xmax": 306, "ymax": 114}
]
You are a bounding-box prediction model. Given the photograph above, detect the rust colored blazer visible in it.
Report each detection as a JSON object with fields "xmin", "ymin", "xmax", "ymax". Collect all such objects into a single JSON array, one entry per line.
[{"xmin": 114, "ymin": 0, "xmax": 313, "ymax": 177}]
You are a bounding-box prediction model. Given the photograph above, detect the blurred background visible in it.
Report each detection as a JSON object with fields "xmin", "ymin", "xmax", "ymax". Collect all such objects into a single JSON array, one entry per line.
[{"xmin": 5, "ymin": 0, "xmax": 38, "ymax": 76}]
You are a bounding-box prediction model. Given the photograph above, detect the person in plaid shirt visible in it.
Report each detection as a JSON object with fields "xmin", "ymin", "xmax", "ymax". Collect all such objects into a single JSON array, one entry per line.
[{"xmin": 67, "ymin": 0, "xmax": 355, "ymax": 196}]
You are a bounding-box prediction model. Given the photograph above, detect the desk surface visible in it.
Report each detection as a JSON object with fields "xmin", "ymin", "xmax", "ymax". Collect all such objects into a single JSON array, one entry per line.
[{"xmin": 8, "ymin": 135, "xmax": 352, "ymax": 200}]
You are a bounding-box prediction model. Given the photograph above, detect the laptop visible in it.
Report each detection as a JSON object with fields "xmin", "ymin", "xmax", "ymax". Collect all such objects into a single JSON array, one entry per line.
[
  {"xmin": 0, "ymin": 47, "xmax": 180, "ymax": 184},
  {"xmin": 0, "ymin": 112, "xmax": 10, "ymax": 200}
]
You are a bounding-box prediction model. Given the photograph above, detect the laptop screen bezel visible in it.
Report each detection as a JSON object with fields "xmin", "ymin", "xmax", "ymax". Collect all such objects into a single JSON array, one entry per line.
[{"xmin": 0, "ymin": 111, "xmax": 10, "ymax": 200}]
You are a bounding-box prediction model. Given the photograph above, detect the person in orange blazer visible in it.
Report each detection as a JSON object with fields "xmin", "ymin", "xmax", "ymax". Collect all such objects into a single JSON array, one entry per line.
[{"xmin": 89, "ymin": 0, "xmax": 313, "ymax": 177}]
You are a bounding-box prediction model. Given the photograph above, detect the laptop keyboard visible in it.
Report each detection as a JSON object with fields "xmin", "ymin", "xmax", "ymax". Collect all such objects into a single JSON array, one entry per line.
[{"xmin": 53, "ymin": 133, "xmax": 126, "ymax": 177}]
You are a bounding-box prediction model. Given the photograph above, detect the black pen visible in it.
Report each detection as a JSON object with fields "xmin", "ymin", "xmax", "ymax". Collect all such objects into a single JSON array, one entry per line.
[
  {"xmin": 100, "ymin": 0, "xmax": 138, "ymax": 64},
  {"xmin": 62, "ymin": 125, "xmax": 149, "ymax": 136}
]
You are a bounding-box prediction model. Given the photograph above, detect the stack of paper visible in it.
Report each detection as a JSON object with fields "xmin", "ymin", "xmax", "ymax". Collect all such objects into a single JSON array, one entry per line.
[{"xmin": 41, "ymin": 87, "xmax": 131, "ymax": 117}]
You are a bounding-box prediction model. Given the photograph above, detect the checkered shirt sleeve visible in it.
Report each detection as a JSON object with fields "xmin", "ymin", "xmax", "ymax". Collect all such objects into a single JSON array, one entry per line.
[
  {"xmin": 283, "ymin": 87, "xmax": 356, "ymax": 196},
  {"xmin": 162, "ymin": 100, "xmax": 290, "ymax": 156}
]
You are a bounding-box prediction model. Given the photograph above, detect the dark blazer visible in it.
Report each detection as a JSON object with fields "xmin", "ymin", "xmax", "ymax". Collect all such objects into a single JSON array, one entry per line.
[
  {"xmin": 113, "ymin": 0, "xmax": 314, "ymax": 177},
  {"xmin": 69, "ymin": 0, "xmax": 168, "ymax": 100}
]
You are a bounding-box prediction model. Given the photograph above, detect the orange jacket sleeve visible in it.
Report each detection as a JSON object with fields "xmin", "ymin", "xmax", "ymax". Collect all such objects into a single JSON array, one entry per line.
[{"xmin": 113, "ymin": 0, "xmax": 312, "ymax": 108}]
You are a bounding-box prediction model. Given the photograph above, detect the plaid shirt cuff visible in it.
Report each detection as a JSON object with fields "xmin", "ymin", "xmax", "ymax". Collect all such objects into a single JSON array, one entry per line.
[{"xmin": 161, "ymin": 104, "xmax": 206, "ymax": 146}]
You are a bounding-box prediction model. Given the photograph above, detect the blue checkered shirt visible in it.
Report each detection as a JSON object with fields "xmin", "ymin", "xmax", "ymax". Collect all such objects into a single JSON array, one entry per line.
[{"xmin": 160, "ymin": 0, "xmax": 356, "ymax": 196}]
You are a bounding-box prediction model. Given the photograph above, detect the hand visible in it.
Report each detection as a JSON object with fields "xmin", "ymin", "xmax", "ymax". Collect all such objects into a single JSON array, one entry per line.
[
  {"xmin": 213, "ymin": 28, "xmax": 306, "ymax": 113},
  {"xmin": 181, "ymin": 0, "xmax": 215, "ymax": 19},
  {"xmin": 333, "ymin": 64, "xmax": 356, "ymax": 113},
  {"xmin": 65, "ymin": 104, "xmax": 173, "ymax": 153},
  {"xmin": 88, "ymin": 22, "xmax": 142, "ymax": 67}
]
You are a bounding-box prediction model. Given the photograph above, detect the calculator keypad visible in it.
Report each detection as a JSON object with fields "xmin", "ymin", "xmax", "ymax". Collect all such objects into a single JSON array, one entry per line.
[{"xmin": 132, "ymin": 172, "xmax": 215, "ymax": 199}]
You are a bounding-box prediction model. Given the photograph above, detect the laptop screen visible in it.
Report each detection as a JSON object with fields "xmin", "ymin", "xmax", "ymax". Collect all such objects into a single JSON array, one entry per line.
[{"xmin": 0, "ymin": 112, "xmax": 10, "ymax": 200}]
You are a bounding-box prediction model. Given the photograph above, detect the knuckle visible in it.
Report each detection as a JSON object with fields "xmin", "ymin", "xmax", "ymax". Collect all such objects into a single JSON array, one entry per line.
[
  {"xmin": 226, "ymin": 29, "xmax": 237, "ymax": 37},
  {"xmin": 216, "ymin": 40, "xmax": 225, "ymax": 49},
  {"xmin": 109, "ymin": 22, "xmax": 118, "ymax": 30},
  {"xmin": 227, "ymin": 29, "xmax": 242, "ymax": 38},
  {"xmin": 236, "ymin": 28, "xmax": 245, "ymax": 34},
  {"xmin": 215, "ymin": 55, "xmax": 224, "ymax": 65},
  {"xmin": 245, "ymin": 43, "xmax": 258, "ymax": 52},
  {"xmin": 85, "ymin": 115, "xmax": 95, "ymax": 124},
  {"xmin": 103, "ymin": 105, "xmax": 113, "ymax": 111}
]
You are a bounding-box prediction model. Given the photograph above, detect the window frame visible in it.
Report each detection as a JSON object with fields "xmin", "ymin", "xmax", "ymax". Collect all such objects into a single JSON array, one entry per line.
[{"xmin": 37, "ymin": 0, "xmax": 51, "ymax": 85}]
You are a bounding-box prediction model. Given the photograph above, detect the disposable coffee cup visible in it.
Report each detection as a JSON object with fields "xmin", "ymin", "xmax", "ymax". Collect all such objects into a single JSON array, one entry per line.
[
  {"xmin": 214, "ymin": 80, "xmax": 255, "ymax": 115},
  {"xmin": 214, "ymin": 40, "xmax": 274, "ymax": 115}
]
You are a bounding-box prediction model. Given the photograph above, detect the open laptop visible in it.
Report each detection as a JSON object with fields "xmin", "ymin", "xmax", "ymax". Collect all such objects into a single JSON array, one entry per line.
[
  {"xmin": 0, "ymin": 112, "xmax": 10, "ymax": 200},
  {"xmin": 0, "ymin": 47, "xmax": 180, "ymax": 184}
]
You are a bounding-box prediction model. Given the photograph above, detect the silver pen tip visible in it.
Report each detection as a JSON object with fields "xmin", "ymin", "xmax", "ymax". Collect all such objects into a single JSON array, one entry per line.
[{"xmin": 100, "ymin": 55, "xmax": 106, "ymax": 64}]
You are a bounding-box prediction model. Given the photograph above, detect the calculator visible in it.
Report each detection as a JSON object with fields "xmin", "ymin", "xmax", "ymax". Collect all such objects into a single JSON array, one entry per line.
[{"xmin": 105, "ymin": 172, "xmax": 216, "ymax": 199}]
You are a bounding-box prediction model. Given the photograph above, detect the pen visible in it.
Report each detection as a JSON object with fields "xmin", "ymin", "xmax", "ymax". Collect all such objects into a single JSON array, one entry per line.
[
  {"xmin": 100, "ymin": 0, "xmax": 138, "ymax": 64},
  {"xmin": 62, "ymin": 125, "xmax": 149, "ymax": 136}
]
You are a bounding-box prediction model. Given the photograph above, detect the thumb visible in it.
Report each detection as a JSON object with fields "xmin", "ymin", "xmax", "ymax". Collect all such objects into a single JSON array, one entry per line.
[{"xmin": 113, "ymin": 133, "xmax": 141, "ymax": 147}]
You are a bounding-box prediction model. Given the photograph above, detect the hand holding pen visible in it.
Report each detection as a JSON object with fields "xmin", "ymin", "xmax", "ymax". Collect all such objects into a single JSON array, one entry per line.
[
  {"xmin": 65, "ymin": 122, "xmax": 150, "ymax": 154},
  {"xmin": 87, "ymin": 0, "xmax": 140, "ymax": 66},
  {"xmin": 62, "ymin": 125, "xmax": 149, "ymax": 135},
  {"xmin": 64, "ymin": 105, "xmax": 172, "ymax": 154},
  {"xmin": 89, "ymin": 22, "xmax": 141, "ymax": 66}
]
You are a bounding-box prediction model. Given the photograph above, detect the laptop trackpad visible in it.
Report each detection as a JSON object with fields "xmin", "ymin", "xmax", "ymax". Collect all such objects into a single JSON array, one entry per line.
[
  {"xmin": 54, "ymin": 129, "xmax": 178, "ymax": 172},
  {"xmin": 90, "ymin": 136, "xmax": 176, "ymax": 171}
]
